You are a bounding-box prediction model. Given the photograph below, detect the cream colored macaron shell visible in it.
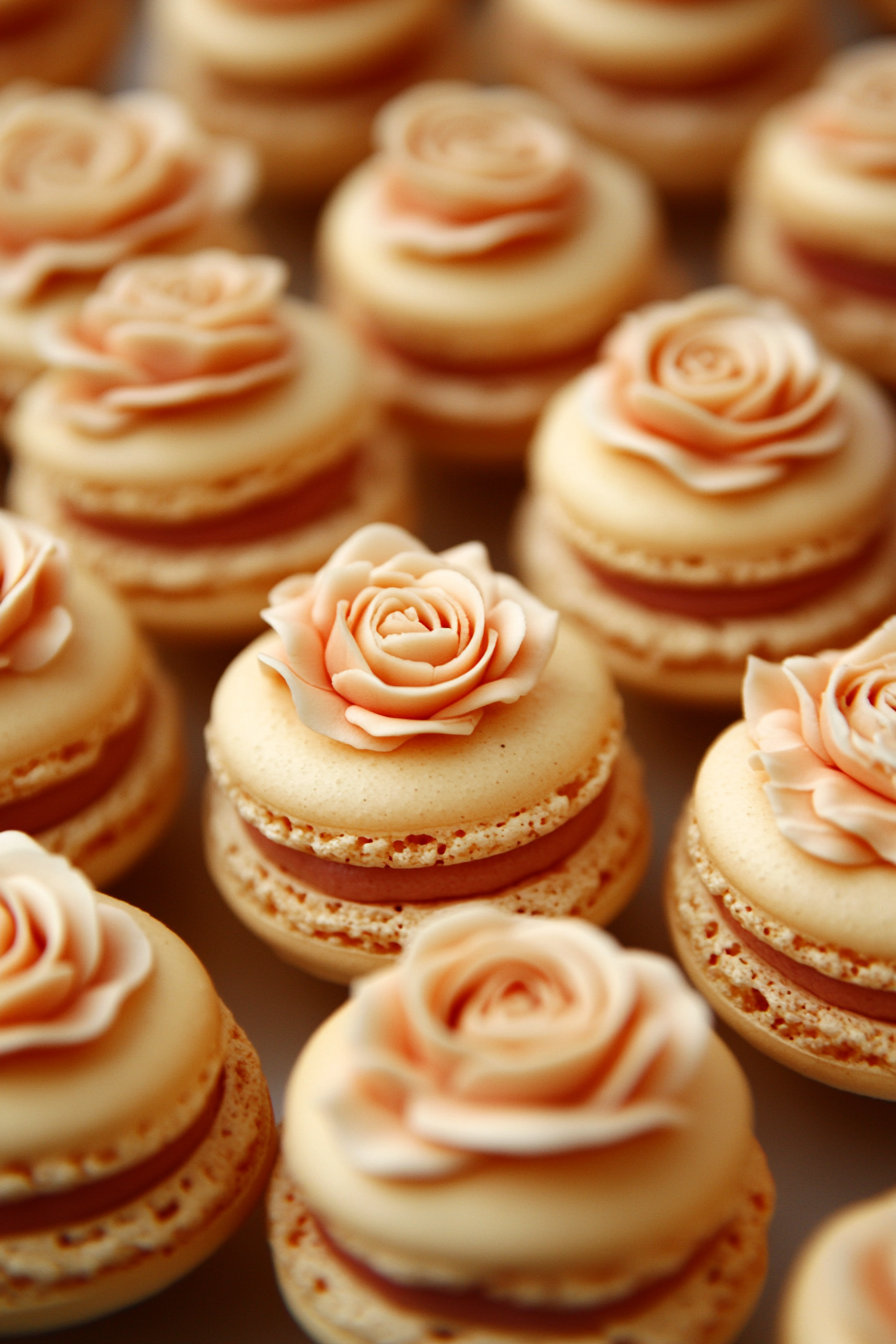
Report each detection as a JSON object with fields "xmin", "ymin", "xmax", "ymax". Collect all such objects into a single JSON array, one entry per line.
[
  {"xmin": 666, "ymin": 721, "xmax": 896, "ymax": 1098},
  {"xmin": 270, "ymin": 1003, "xmax": 772, "ymax": 1344},
  {"xmin": 0, "ymin": 569, "xmax": 183, "ymax": 887},
  {"xmin": 7, "ymin": 300, "xmax": 412, "ymax": 640},
  {"xmin": 321, "ymin": 143, "xmax": 660, "ymax": 370},
  {"xmin": 0, "ymin": 900, "xmax": 276, "ymax": 1335},
  {"xmin": 205, "ymin": 620, "xmax": 650, "ymax": 982},
  {"xmin": 517, "ymin": 364, "xmax": 896, "ymax": 705}
]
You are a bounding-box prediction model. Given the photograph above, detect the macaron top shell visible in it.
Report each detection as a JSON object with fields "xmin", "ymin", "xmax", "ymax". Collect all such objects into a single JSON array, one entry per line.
[
  {"xmin": 153, "ymin": 0, "xmax": 447, "ymax": 86},
  {"xmin": 319, "ymin": 145, "xmax": 659, "ymax": 367},
  {"xmin": 530, "ymin": 364, "xmax": 896, "ymax": 581},
  {"xmin": 745, "ymin": 102, "xmax": 896, "ymax": 266},
  {"xmin": 0, "ymin": 568, "xmax": 143, "ymax": 796},
  {"xmin": 0, "ymin": 899, "xmax": 223, "ymax": 1192},
  {"xmin": 209, "ymin": 620, "xmax": 619, "ymax": 840},
  {"xmin": 7, "ymin": 301, "xmax": 370, "ymax": 504},
  {"xmin": 695, "ymin": 720, "xmax": 896, "ymax": 959},
  {"xmin": 283, "ymin": 1002, "xmax": 753, "ymax": 1283},
  {"xmin": 506, "ymin": 0, "xmax": 807, "ymax": 86}
]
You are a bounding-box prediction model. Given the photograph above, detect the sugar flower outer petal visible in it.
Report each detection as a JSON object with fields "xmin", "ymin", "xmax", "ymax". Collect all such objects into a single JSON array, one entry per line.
[
  {"xmin": 35, "ymin": 250, "xmax": 296, "ymax": 435},
  {"xmin": 0, "ymin": 832, "xmax": 152, "ymax": 1056},
  {"xmin": 371, "ymin": 82, "xmax": 580, "ymax": 259},
  {"xmin": 745, "ymin": 617, "xmax": 896, "ymax": 865},
  {"xmin": 583, "ymin": 288, "xmax": 848, "ymax": 495},
  {"xmin": 801, "ymin": 41, "xmax": 896, "ymax": 175},
  {"xmin": 0, "ymin": 511, "xmax": 71, "ymax": 673},
  {"xmin": 260, "ymin": 524, "xmax": 558, "ymax": 752},
  {"xmin": 0, "ymin": 86, "xmax": 258, "ymax": 302},
  {"xmin": 323, "ymin": 907, "xmax": 712, "ymax": 1178}
]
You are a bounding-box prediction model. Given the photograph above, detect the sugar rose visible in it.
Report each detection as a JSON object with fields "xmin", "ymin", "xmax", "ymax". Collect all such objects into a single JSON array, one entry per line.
[
  {"xmin": 37, "ymin": 250, "xmax": 297, "ymax": 435},
  {"xmin": 583, "ymin": 287, "xmax": 848, "ymax": 494},
  {"xmin": 373, "ymin": 82, "xmax": 580, "ymax": 258},
  {"xmin": 745, "ymin": 617, "xmax": 896, "ymax": 865},
  {"xmin": 0, "ymin": 832, "xmax": 152, "ymax": 1056},
  {"xmin": 325, "ymin": 907, "xmax": 711, "ymax": 1178},
  {"xmin": 0, "ymin": 511, "xmax": 71, "ymax": 673},
  {"xmin": 0, "ymin": 85, "xmax": 257, "ymax": 302},
  {"xmin": 802, "ymin": 42, "xmax": 896, "ymax": 175},
  {"xmin": 260, "ymin": 524, "xmax": 558, "ymax": 752}
]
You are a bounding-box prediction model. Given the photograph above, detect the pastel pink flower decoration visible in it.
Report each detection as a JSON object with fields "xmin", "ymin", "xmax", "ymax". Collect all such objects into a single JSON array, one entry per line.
[
  {"xmin": 745, "ymin": 617, "xmax": 896, "ymax": 865},
  {"xmin": 0, "ymin": 86, "xmax": 257, "ymax": 302},
  {"xmin": 0, "ymin": 511, "xmax": 71, "ymax": 673},
  {"xmin": 0, "ymin": 832, "xmax": 152, "ymax": 1056},
  {"xmin": 583, "ymin": 287, "xmax": 848, "ymax": 494},
  {"xmin": 260, "ymin": 524, "xmax": 559, "ymax": 752},
  {"xmin": 325, "ymin": 906, "xmax": 712, "ymax": 1178},
  {"xmin": 802, "ymin": 42, "xmax": 896, "ymax": 175},
  {"xmin": 37, "ymin": 250, "xmax": 296, "ymax": 435},
  {"xmin": 372, "ymin": 82, "xmax": 579, "ymax": 258}
]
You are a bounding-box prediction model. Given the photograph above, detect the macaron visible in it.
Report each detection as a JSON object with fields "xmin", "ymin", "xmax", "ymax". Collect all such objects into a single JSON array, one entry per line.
[
  {"xmin": 203, "ymin": 523, "xmax": 650, "ymax": 983},
  {"xmin": 0, "ymin": 83, "xmax": 258, "ymax": 412},
  {"xmin": 779, "ymin": 1187, "xmax": 896, "ymax": 1344},
  {"xmin": 0, "ymin": 509, "xmax": 183, "ymax": 887},
  {"xmin": 148, "ymin": 0, "xmax": 470, "ymax": 196},
  {"xmin": 6, "ymin": 249, "xmax": 412, "ymax": 641},
  {"xmin": 492, "ymin": 0, "xmax": 825, "ymax": 195},
  {"xmin": 666, "ymin": 616, "xmax": 896, "ymax": 1098},
  {"xmin": 268, "ymin": 906, "xmax": 774, "ymax": 1344},
  {"xmin": 515, "ymin": 286, "xmax": 896, "ymax": 707},
  {"xmin": 0, "ymin": 832, "xmax": 276, "ymax": 1335},
  {"xmin": 0, "ymin": 0, "xmax": 129, "ymax": 88},
  {"xmin": 318, "ymin": 81, "xmax": 669, "ymax": 464},
  {"xmin": 726, "ymin": 41, "xmax": 896, "ymax": 385}
]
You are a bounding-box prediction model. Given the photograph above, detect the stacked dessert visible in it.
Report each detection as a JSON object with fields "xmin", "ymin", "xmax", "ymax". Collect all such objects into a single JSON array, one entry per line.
[
  {"xmin": 319, "ymin": 81, "xmax": 670, "ymax": 464},
  {"xmin": 491, "ymin": 0, "xmax": 825, "ymax": 194},
  {"xmin": 203, "ymin": 524, "xmax": 650, "ymax": 981},
  {"xmin": 148, "ymin": 0, "xmax": 470, "ymax": 195},
  {"xmin": 727, "ymin": 41, "xmax": 896, "ymax": 386},
  {"xmin": 0, "ymin": 509, "xmax": 182, "ymax": 885},
  {"xmin": 269, "ymin": 907, "xmax": 774, "ymax": 1344},
  {"xmin": 6, "ymin": 250, "xmax": 412, "ymax": 640},
  {"xmin": 0, "ymin": 83, "xmax": 258, "ymax": 410},
  {"xmin": 666, "ymin": 617, "xmax": 896, "ymax": 1098},
  {"xmin": 0, "ymin": 833, "xmax": 275, "ymax": 1334},
  {"xmin": 515, "ymin": 287, "xmax": 896, "ymax": 706}
]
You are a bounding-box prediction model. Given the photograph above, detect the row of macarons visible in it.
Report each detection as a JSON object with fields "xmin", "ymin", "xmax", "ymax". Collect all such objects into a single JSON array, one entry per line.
[
  {"xmin": 6, "ymin": 53, "xmax": 896, "ymax": 476},
  {"xmin": 3, "ymin": 498, "xmax": 896, "ymax": 1108},
  {"xmin": 0, "ymin": 823, "xmax": 893, "ymax": 1344},
  {"xmin": 4, "ymin": 0, "xmax": 895, "ymax": 201}
]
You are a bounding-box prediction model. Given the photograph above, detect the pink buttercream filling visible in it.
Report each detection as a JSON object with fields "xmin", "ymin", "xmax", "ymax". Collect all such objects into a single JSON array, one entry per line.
[
  {"xmin": 243, "ymin": 783, "xmax": 612, "ymax": 904},
  {"xmin": 714, "ymin": 893, "xmax": 896, "ymax": 1022},
  {"xmin": 0, "ymin": 696, "xmax": 147, "ymax": 835},
  {"xmin": 66, "ymin": 452, "xmax": 359, "ymax": 550},
  {"xmin": 0, "ymin": 1071, "xmax": 223, "ymax": 1236},
  {"xmin": 581, "ymin": 540, "xmax": 879, "ymax": 620}
]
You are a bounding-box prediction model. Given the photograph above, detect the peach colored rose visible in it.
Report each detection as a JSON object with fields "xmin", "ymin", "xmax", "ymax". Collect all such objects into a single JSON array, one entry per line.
[
  {"xmin": 260, "ymin": 524, "xmax": 558, "ymax": 752},
  {"xmin": 372, "ymin": 82, "xmax": 580, "ymax": 258},
  {"xmin": 745, "ymin": 617, "xmax": 896, "ymax": 865},
  {"xmin": 0, "ymin": 85, "xmax": 257, "ymax": 302},
  {"xmin": 37, "ymin": 250, "xmax": 297, "ymax": 435},
  {"xmin": 802, "ymin": 42, "xmax": 896, "ymax": 175},
  {"xmin": 0, "ymin": 832, "xmax": 152, "ymax": 1056},
  {"xmin": 325, "ymin": 907, "xmax": 711, "ymax": 1178},
  {"xmin": 0, "ymin": 511, "xmax": 71, "ymax": 673},
  {"xmin": 583, "ymin": 287, "xmax": 848, "ymax": 494}
]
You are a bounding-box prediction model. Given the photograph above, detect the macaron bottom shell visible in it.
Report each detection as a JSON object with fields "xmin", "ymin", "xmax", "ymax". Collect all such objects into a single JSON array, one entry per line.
[{"xmin": 202, "ymin": 740, "xmax": 651, "ymax": 984}]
